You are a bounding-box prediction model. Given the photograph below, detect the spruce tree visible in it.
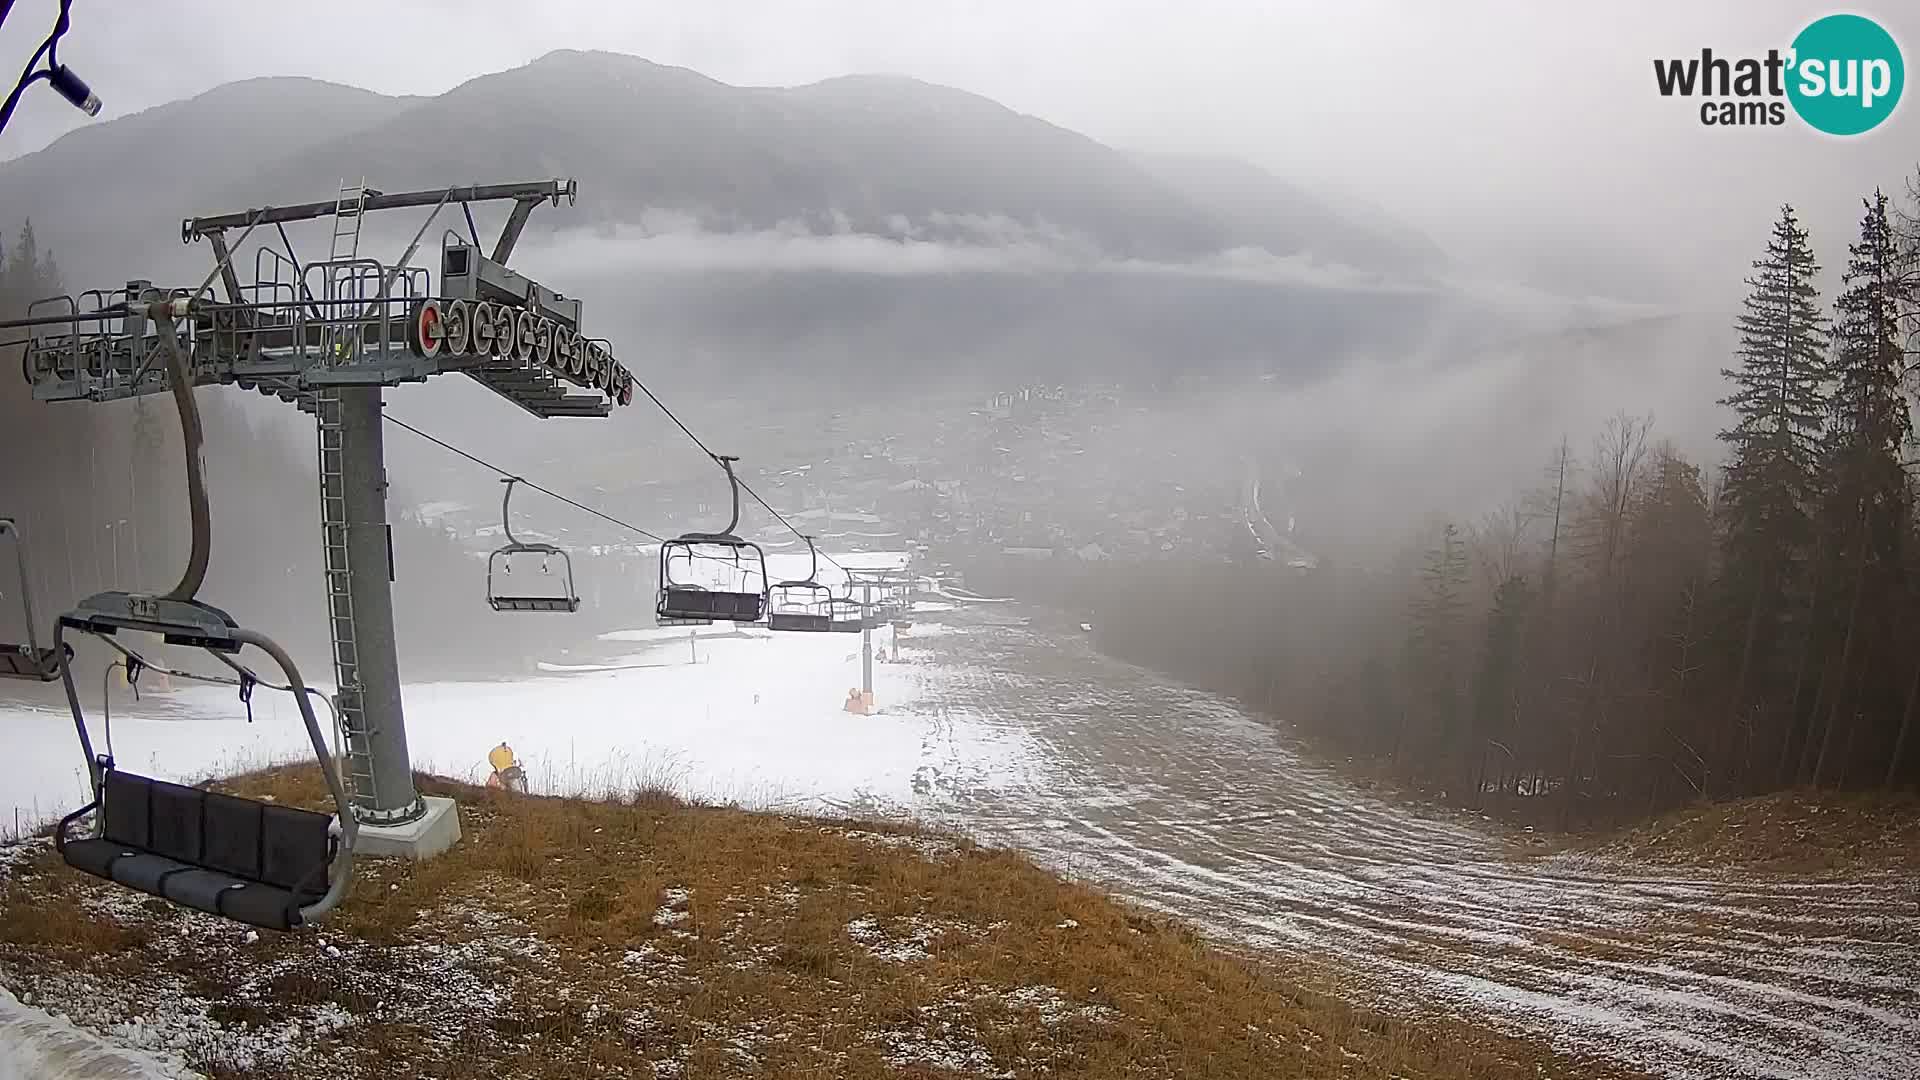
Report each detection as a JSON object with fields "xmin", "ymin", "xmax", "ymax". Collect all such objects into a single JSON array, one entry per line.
[
  {"xmin": 1821, "ymin": 192, "xmax": 1909, "ymax": 482},
  {"xmin": 1718, "ymin": 205, "xmax": 1829, "ymax": 728},
  {"xmin": 1816, "ymin": 192, "xmax": 1908, "ymax": 564},
  {"xmin": 1808, "ymin": 192, "xmax": 1911, "ymax": 787}
]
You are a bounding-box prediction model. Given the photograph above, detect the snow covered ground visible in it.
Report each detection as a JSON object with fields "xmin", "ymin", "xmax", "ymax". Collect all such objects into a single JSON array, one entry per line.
[
  {"xmin": 2, "ymin": 602, "xmax": 1916, "ymax": 1079},
  {"xmin": 1, "ymin": 619, "xmax": 1039, "ymax": 826},
  {"xmin": 918, "ymin": 614, "xmax": 1920, "ymax": 1080},
  {"xmin": 0, "ymin": 987, "xmax": 183, "ymax": 1080}
]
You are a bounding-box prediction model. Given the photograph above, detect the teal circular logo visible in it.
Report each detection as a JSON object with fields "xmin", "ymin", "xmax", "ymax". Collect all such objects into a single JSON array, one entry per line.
[{"xmin": 1787, "ymin": 14, "xmax": 1903, "ymax": 135}]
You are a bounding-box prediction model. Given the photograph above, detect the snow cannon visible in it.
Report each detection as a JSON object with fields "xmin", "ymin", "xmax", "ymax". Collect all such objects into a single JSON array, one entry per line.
[{"xmin": 486, "ymin": 742, "xmax": 528, "ymax": 793}]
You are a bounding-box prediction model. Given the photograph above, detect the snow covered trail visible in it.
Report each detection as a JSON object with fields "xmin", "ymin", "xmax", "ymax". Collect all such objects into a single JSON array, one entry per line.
[
  {"xmin": 909, "ymin": 613, "xmax": 1920, "ymax": 1080},
  {"xmin": 3, "ymin": 605, "xmax": 1915, "ymax": 1079}
]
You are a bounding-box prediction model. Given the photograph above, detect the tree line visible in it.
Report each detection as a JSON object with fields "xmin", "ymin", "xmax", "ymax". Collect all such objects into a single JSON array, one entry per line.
[
  {"xmin": 1361, "ymin": 191, "xmax": 1920, "ymax": 819},
  {"xmin": 978, "ymin": 186, "xmax": 1920, "ymax": 825}
]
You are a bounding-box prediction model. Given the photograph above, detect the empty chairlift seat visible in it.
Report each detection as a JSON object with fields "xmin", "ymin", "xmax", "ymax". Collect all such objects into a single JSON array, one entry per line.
[
  {"xmin": 49, "ymin": 590, "xmax": 356, "ymax": 931},
  {"xmin": 766, "ymin": 538, "xmax": 832, "ymax": 633},
  {"xmin": 487, "ymin": 544, "xmax": 579, "ymax": 612},
  {"xmin": 486, "ymin": 478, "xmax": 580, "ymax": 613},
  {"xmin": 768, "ymin": 581, "xmax": 833, "ymax": 632},
  {"xmin": 828, "ymin": 597, "xmax": 869, "ymax": 633},
  {"xmin": 656, "ymin": 536, "xmax": 768, "ymax": 623},
  {"xmin": 57, "ymin": 768, "xmax": 338, "ymax": 931},
  {"xmin": 657, "ymin": 577, "xmax": 766, "ymax": 624},
  {"xmin": 656, "ymin": 453, "xmax": 768, "ymax": 624}
]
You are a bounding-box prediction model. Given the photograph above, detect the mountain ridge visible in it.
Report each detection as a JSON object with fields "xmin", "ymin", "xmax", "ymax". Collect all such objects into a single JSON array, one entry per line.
[{"xmin": 0, "ymin": 50, "xmax": 1443, "ymax": 284}]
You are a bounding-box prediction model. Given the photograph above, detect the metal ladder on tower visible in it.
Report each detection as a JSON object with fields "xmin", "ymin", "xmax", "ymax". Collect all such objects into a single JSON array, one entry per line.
[
  {"xmin": 322, "ymin": 179, "xmax": 371, "ymax": 366},
  {"xmin": 316, "ymin": 391, "xmax": 378, "ymax": 812}
]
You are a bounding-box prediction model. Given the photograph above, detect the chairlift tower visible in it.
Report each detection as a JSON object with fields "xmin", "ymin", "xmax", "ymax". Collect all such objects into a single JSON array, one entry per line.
[
  {"xmin": 842, "ymin": 567, "xmax": 910, "ymax": 709},
  {"xmin": 7, "ymin": 178, "xmax": 637, "ymax": 858}
]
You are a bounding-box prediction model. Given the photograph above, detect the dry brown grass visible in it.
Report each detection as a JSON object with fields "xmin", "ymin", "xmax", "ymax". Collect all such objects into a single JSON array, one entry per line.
[
  {"xmin": 1568, "ymin": 787, "xmax": 1920, "ymax": 874},
  {"xmin": 0, "ymin": 765, "xmax": 1640, "ymax": 1080}
]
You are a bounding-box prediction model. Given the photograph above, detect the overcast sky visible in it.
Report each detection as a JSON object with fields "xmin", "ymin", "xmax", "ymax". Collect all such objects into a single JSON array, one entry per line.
[{"xmin": 1, "ymin": 1, "xmax": 1914, "ymax": 303}]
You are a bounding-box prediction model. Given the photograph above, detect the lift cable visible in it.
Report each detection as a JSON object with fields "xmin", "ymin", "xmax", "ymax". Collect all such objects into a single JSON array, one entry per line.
[
  {"xmin": 385, "ymin": 413, "xmax": 810, "ymax": 577},
  {"xmin": 382, "ymin": 413, "xmax": 669, "ymax": 544},
  {"xmin": 385, "ymin": 409, "xmax": 865, "ymax": 591},
  {"xmin": 380, "ymin": 413, "xmax": 802, "ymax": 570},
  {"xmin": 623, "ymin": 374, "xmax": 852, "ymax": 578}
]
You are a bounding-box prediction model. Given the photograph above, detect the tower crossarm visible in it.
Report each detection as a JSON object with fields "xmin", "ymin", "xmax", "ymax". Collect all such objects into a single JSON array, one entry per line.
[
  {"xmin": 182, "ymin": 180, "xmax": 577, "ymax": 242},
  {"xmin": 6, "ymin": 179, "xmax": 629, "ymax": 420}
]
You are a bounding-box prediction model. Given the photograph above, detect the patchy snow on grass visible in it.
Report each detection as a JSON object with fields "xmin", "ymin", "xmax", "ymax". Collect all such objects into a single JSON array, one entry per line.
[
  {"xmin": 0, "ymin": 837, "xmax": 51, "ymax": 877},
  {"xmin": 3, "ymin": 880, "xmax": 580, "ymax": 1076},
  {"xmin": 653, "ymin": 887, "xmax": 693, "ymax": 928},
  {"xmin": 621, "ymin": 943, "xmax": 680, "ymax": 972},
  {"xmin": 845, "ymin": 915, "xmax": 937, "ymax": 964},
  {"xmin": 21, "ymin": 962, "xmax": 281, "ymax": 1075},
  {"xmin": 1003, "ymin": 985, "xmax": 1119, "ymax": 1026},
  {"xmin": 880, "ymin": 1003, "xmax": 1012, "ymax": 1080},
  {"xmin": 837, "ymin": 828, "xmax": 961, "ymax": 860}
]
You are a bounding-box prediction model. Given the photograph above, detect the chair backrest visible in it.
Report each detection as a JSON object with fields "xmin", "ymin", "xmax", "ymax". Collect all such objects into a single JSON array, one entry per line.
[
  {"xmin": 661, "ymin": 536, "xmax": 767, "ymax": 599},
  {"xmin": 101, "ymin": 770, "xmax": 334, "ymax": 899},
  {"xmin": 660, "ymin": 584, "xmax": 764, "ymax": 622}
]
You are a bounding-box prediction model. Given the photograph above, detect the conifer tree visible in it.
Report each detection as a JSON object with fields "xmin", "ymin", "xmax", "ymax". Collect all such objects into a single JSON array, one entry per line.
[
  {"xmin": 1717, "ymin": 205, "xmax": 1829, "ymax": 733},
  {"xmin": 1808, "ymin": 192, "xmax": 1911, "ymax": 787}
]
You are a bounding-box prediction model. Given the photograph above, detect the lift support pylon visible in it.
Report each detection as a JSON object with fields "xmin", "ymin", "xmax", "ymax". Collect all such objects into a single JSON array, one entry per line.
[{"xmin": 7, "ymin": 178, "xmax": 633, "ymax": 858}]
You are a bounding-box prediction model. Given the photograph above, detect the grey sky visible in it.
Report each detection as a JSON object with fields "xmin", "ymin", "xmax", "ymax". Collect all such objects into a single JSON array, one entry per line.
[{"xmin": 1, "ymin": 0, "xmax": 1914, "ymax": 302}]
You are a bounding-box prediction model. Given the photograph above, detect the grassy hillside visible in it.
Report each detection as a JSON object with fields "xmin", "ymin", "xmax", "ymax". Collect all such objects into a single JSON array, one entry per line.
[
  {"xmin": 1572, "ymin": 789, "xmax": 1920, "ymax": 874},
  {"xmin": 0, "ymin": 767, "xmax": 1633, "ymax": 1079}
]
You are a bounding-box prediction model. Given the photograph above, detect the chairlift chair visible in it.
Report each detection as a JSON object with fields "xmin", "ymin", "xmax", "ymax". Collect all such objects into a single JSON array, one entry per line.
[
  {"xmin": 767, "ymin": 536, "xmax": 833, "ymax": 633},
  {"xmin": 486, "ymin": 478, "xmax": 580, "ymax": 613},
  {"xmin": 0, "ymin": 518, "xmax": 66, "ymax": 681},
  {"xmin": 828, "ymin": 596, "xmax": 870, "ymax": 634},
  {"xmin": 51, "ymin": 592, "xmax": 356, "ymax": 931},
  {"xmin": 657, "ymin": 455, "xmax": 768, "ymax": 624}
]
